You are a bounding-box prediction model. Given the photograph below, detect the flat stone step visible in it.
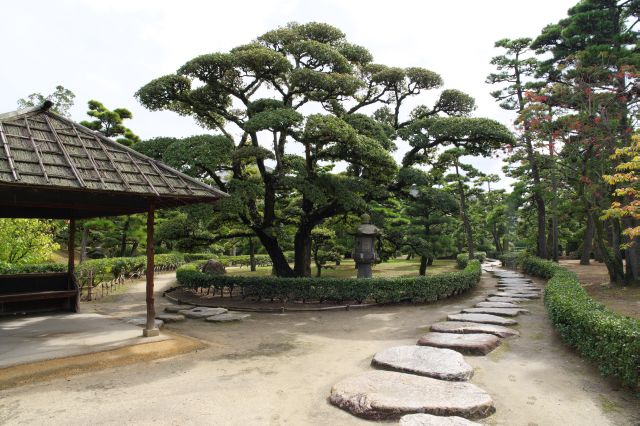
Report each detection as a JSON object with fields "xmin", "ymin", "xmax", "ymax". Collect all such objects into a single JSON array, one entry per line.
[
  {"xmin": 497, "ymin": 283, "xmax": 537, "ymax": 288},
  {"xmin": 179, "ymin": 307, "xmax": 228, "ymax": 319},
  {"xmin": 461, "ymin": 307, "xmax": 528, "ymax": 317},
  {"xmin": 475, "ymin": 301, "xmax": 521, "ymax": 308},
  {"xmin": 490, "ymin": 291, "xmax": 540, "ymax": 299},
  {"xmin": 329, "ymin": 370, "xmax": 495, "ymax": 420},
  {"xmin": 430, "ymin": 321, "xmax": 519, "ymax": 338},
  {"xmin": 417, "ymin": 332, "xmax": 501, "ymax": 355},
  {"xmin": 205, "ymin": 312, "xmax": 251, "ymax": 322},
  {"xmin": 125, "ymin": 317, "xmax": 164, "ymax": 329},
  {"xmin": 371, "ymin": 345, "xmax": 473, "ymax": 381},
  {"xmin": 164, "ymin": 304, "xmax": 194, "ymax": 313},
  {"xmin": 156, "ymin": 313, "xmax": 185, "ymax": 323},
  {"xmin": 486, "ymin": 296, "xmax": 530, "ymax": 303},
  {"xmin": 400, "ymin": 413, "xmax": 482, "ymax": 425},
  {"xmin": 447, "ymin": 313, "xmax": 517, "ymax": 326}
]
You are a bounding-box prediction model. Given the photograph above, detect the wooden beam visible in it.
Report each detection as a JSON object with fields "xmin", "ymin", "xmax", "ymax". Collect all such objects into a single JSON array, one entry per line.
[
  {"xmin": 24, "ymin": 118, "xmax": 49, "ymax": 183},
  {"xmin": 143, "ymin": 202, "xmax": 158, "ymax": 336},
  {"xmin": 68, "ymin": 218, "xmax": 75, "ymax": 275},
  {"xmin": 93, "ymin": 134, "xmax": 132, "ymax": 191},
  {"xmin": 70, "ymin": 122, "xmax": 106, "ymax": 189},
  {"xmin": 126, "ymin": 152, "xmax": 159, "ymax": 196}
]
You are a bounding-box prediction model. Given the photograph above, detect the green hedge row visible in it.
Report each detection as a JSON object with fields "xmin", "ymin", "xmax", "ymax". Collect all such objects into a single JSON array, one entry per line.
[
  {"xmin": 75, "ymin": 253, "xmax": 186, "ymax": 282},
  {"xmin": 176, "ymin": 260, "xmax": 482, "ymax": 304},
  {"xmin": 517, "ymin": 255, "xmax": 640, "ymax": 390},
  {"xmin": 456, "ymin": 252, "xmax": 486, "ymax": 269},
  {"xmin": 0, "ymin": 262, "xmax": 66, "ymax": 274},
  {"xmin": 183, "ymin": 252, "xmax": 295, "ymax": 267}
]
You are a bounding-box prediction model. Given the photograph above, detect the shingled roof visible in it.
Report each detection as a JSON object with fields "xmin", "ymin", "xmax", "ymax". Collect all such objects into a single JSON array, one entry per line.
[{"xmin": 0, "ymin": 102, "xmax": 226, "ymax": 218}]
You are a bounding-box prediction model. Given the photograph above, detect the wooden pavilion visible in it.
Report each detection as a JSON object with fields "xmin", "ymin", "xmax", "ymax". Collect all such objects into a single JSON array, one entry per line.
[{"xmin": 0, "ymin": 101, "xmax": 226, "ymax": 336}]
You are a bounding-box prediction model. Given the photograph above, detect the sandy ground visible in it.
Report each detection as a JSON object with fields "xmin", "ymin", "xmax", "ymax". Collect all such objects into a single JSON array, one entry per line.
[
  {"xmin": 559, "ymin": 259, "xmax": 640, "ymax": 319},
  {"xmin": 0, "ymin": 271, "xmax": 638, "ymax": 425}
]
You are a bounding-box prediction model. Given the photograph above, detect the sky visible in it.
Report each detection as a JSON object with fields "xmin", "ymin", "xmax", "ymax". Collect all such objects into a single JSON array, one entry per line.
[{"xmin": 0, "ymin": 0, "xmax": 578, "ymax": 190}]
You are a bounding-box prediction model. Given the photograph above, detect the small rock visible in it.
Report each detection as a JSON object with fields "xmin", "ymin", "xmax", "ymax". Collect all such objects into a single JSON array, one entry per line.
[
  {"xmin": 490, "ymin": 291, "xmax": 539, "ymax": 299},
  {"xmin": 430, "ymin": 321, "xmax": 519, "ymax": 338},
  {"xmin": 475, "ymin": 301, "xmax": 520, "ymax": 308},
  {"xmin": 447, "ymin": 313, "xmax": 517, "ymax": 326},
  {"xmin": 329, "ymin": 371, "xmax": 495, "ymax": 420},
  {"xmin": 461, "ymin": 307, "xmax": 528, "ymax": 317},
  {"xmin": 400, "ymin": 413, "xmax": 482, "ymax": 426},
  {"xmin": 164, "ymin": 304, "xmax": 194, "ymax": 313},
  {"xmin": 418, "ymin": 332, "xmax": 501, "ymax": 355},
  {"xmin": 371, "ymin": 346, "xmax": 473, "ymax": 381},
  {"xmin": 205, "ymin": 312, "xmax": 250, "ymax": 322},
  {"xmin": 180, "ymin": 307, "xmax": 228, "ymax": 319},
  {"xmin": 125, "ymin": 317, "xmax": 163, "ymax": 329},
  {"xmin": 156, "ymin": 313, "xmax": 185, "ymax": 323}
]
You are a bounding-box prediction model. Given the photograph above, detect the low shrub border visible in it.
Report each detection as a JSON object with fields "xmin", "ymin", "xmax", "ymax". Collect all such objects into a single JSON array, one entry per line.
[
  {"xmin": 176, "ymin": 259, "xmax": 482, "ymax": 305},
  {"xmin": 506, "ymin": 254, "xmax": 640, "ymax": 390},
  {"xmin": 456, "ymin": 252, "xmax": 486, "ymax": 269},
  {"xmin": 0, "ymin": 262, "xmax": 67, "ymax": 274}
]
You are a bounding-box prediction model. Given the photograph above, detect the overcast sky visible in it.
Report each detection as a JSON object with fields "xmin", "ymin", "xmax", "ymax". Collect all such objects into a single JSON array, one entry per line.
[{"xmin": 0, "ymin": 0, "xmax": 578, "ymax": 189}]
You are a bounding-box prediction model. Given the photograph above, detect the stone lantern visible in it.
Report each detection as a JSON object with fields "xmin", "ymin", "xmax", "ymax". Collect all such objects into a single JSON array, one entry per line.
[{"xmin": 352, "ymin": 213, "xmax": 380, "ymax": 278}]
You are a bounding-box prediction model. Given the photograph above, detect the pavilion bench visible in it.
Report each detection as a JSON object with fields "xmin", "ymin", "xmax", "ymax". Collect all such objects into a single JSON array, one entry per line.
[{"xmin": 0, "ymin": 272, "xmax": 79, "ymax": 315}]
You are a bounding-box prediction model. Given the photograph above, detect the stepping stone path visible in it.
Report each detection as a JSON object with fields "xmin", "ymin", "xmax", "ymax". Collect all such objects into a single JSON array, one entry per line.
[
  {"xmin": 156, "ymin": 313, "xmax": 185, "ymax": 323},
  {"xmin": 371, "ymin": 346, "xmax": 473, "ymax": 381},
  {"xmin": 430, "ymin": 321, "xmax": 519, "ymax": 338},
  {"xmin": 205, "ymin": 312, "xmax": 251, "ymax": 322},
  {"xmin": 329, "ymin": 371, "xmax": 495, "ymax": 420},
  {"xmin": 126, "ymin": 317, "xmax": 164, "ymax": 329},
  {"xmin": 164, "ymin": 304, "xmax": 194, "ymax": 313},
  {"xmin": 475, "ymin": 301, "xmax": 520, "ymax": 308},
  {"xmin": 179, "ymin": 307, "xmax": 228, "ymax": 319},
  {"xmin": 328, "ymin": 261, "xmax": 543, "ymax": 423},
  {"xmin": 400, "ymin": 413, "xmax": 481, "ymax": 426},
  {"xmin": 417, "ymin": 332, "xmax": 501, "ymax": 355},
  {"xmin": 486, "ymin": 296, "xmax": 529, "ymax": 303},
  {"xmin": 447, "ymin": 313, "xmax": 518, "ymax": 326},
  {"xmin": 461, "ymin": 307, "xmax": 528, "ymax": 317}
]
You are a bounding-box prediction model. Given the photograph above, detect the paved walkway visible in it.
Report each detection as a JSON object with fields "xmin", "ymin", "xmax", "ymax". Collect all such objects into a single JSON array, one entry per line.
[{"xmin": 1, "ymin": 269, "xmax": 638, "ymax": 425}]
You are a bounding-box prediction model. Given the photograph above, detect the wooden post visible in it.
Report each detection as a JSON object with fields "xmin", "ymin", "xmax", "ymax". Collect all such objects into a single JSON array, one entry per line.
[
  {"xmin": 68, "ymin": 218, "xmax": 75, "ymax": 275},
  {"xmin": 143, "ymin": 203, "xmax": 159, "ymax": 337}
]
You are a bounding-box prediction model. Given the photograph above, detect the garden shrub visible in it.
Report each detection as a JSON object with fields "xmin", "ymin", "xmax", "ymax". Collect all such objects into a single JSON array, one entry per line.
[
  {"xmin": 456, "ymin": 252, "xmax": 486, "ymax": 269},
  {"xmin": 75, "ymin": 253, "xmax": 186, "ymax": 281},
  {"xmin": 176, "ymin": 260, "xmax": 482, "ymax": 305},
  {"xmin": 0, "ymin": 262, "xmax": 66, "ymax": 274},
  {"xmin": 515, "ymin": 255, "xmax": 640, "ymax": 390}
]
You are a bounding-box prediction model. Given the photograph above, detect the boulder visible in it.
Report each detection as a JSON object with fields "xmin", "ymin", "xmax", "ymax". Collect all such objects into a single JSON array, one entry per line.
[
  {"xmin": 447, "ymin": 313, "xmax": 517, "ymax": 326},
  {"xmin": 205, "ymin": 312, "xmax": 251, "ymax": 322},
  {"xmin": 179, "ymin": 307, "xmax": 228, "ymax": 319},
  {"xmin": 430, "ymin": 321, "xmax": 519, "ymax": 338},
  {"xmin": 371, "ymin": 346, "xmax": 473, "ymax": 381},
  {"xmin": 202, "ymin": 259, "xmax": 226, "ymax": 275},
  {"xmin": 329, "ymin": 371, "xmax": 495, "ymax": 420},
  {"xmin": 417, "ymin": 332, "xmax": 501, "ymax": 355},
  {"xmin": 400, "ymin": 413, "xmax": 482, "ymax": 426}
]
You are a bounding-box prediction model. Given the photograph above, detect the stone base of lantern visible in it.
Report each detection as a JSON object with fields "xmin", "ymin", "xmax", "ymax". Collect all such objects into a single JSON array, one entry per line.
[{"xmin": 356, "ymin": 262, "xmax": 373, "ymax": 278}]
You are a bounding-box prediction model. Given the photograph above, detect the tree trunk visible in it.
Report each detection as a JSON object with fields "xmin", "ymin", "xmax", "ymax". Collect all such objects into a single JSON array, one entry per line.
[
  {"xmin": 622, "ymin": 216, "xmax": 640, "ymax": 284},
  {"xmin": 491, "ymin": 223, "xmax": 502, "ymax": 253},
  {"xmin": 592, "ymin": 211, "xmax": 625, "ymax": 283},
  {"xmin": 534, "ymin": 193, "xmax": 547, "ymax": 259},
  {"xmin": 119, "ymin": 217, "xmax": 130, "ymax": 257},
  {"xmin": 419, "ymin": 256, "xmax": 428, "ymax": 276},
  {"xmin": 293, "ymin": 225, "xmax": 313, "ymax": 277},
  {"xmin": 248, "ymin": 237, "xmax": 256, "ymax": 272},
  {"xmin": 80, "ymin": 226, "xmax": 89, "ymax": 263},
  {"xmin": 580, "ymin": 214, "xmax": 594, "ymax": 265},
  {"xmin": 455, "ymin": 164, "xmax": 474, "ymax": 259},
  {"xmin": 253, "ymin": 229, "xmax": 293, "ymax": 277},
  {"xmin": 427, "ymin": 257, "xmax": 434, "ymax": 266}
]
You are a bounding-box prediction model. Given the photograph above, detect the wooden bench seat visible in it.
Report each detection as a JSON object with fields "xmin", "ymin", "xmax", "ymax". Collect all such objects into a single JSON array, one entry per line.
[{"xmin": 0, "ymin": 272, "xmax": 79, "ymax": 315}]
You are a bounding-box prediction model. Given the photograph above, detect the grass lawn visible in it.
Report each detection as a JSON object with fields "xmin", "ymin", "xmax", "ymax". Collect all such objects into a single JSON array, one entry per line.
[{"xmin": 225, "ymin": 258, "xmax": 457, "ymax": 278}]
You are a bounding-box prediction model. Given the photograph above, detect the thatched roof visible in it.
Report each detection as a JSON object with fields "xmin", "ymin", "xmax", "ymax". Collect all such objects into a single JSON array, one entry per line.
[{"xmin": 0, "ymin": 102, "xmax": 226, "ymax": 218}]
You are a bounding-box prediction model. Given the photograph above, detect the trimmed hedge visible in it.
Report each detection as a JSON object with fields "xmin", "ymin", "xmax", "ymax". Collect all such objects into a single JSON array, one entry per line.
[
  {"xmin": 176, "ymin": 260, "xmax": 482, "ymax": 304},
  {"xmin": 183, "ymin": 252, "xmax": 295, "ymax": 267},
  {"xmin": 516, "ymin": 255, "xmax": 640, "ymax": 390},
  {"xmin": 0, "ymin": 262, "xmax": 66, "ymax": 274},
  {"xmin": 456, "ymin": 252, "xmax": 486, "ymax": 269},
  {"xmin": 76, "ymin": 253, "xmax": 186, "ymax": 282}
]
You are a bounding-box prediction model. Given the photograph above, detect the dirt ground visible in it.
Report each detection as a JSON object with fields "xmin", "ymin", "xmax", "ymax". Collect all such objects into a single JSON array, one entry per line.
[
  {"xmin": 0, "ymin": 272, "xmax": 638, "ymax": 425},
  {"xmin": 559, "ymin": 260, "xmax": 640, "ymax": 319}
]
